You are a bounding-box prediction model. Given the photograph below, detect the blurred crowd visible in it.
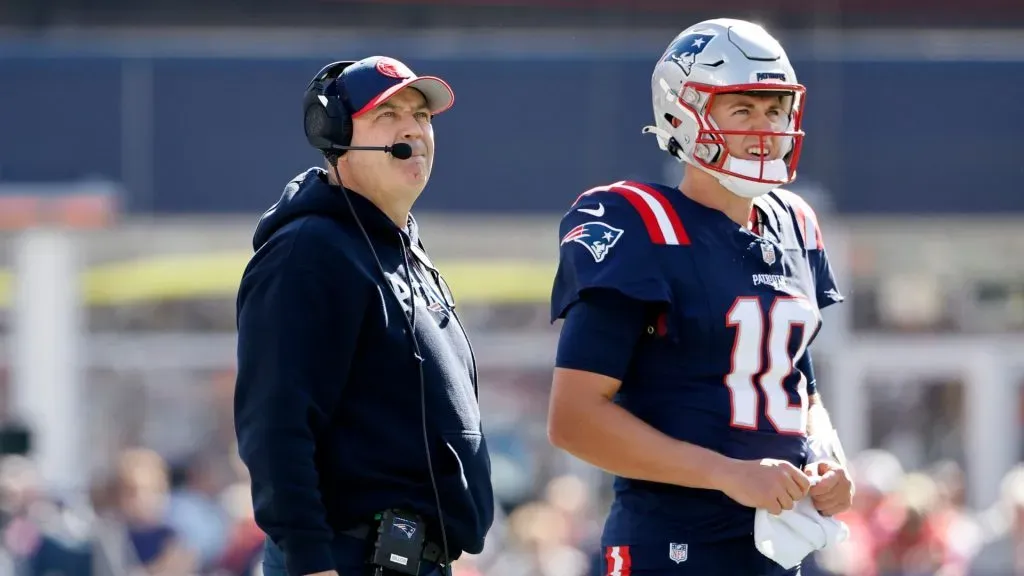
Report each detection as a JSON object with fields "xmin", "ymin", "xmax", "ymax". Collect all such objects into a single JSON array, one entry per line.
[
  {"xmin": 0, "ymin": 447, "xmax": 263, "ymax": 576},
  {"xmin": 0, "ymin": 445, "xmax": 1021, "ymax": 576},
  {"xmin": 810, "ymin": 453, "xmax": 1024, "ymax": 576}
]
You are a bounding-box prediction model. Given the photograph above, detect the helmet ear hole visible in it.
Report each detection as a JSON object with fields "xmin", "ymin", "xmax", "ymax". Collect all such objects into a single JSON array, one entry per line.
[
  {"xmin": 664, "ymin": 113, "xmax": 683, "ymax": 129},
  {"xmin": 667, "ymin": 137, "xmax": 683, "ymax": 158},
  {"xmin": 696, "ymin": 143, "xmax": 723, "ymax": 165}
]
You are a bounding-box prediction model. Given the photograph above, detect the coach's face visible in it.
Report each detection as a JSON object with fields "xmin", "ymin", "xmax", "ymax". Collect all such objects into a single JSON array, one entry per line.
[{"xmin": 344, "ymin": 87, "xmax": 435, "ymax": 199}]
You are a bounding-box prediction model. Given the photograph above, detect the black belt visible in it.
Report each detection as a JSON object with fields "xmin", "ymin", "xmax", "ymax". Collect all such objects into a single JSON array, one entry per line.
[{"xmin": 340, "ymin": 523, "xmax": 448, "ymax": 566}]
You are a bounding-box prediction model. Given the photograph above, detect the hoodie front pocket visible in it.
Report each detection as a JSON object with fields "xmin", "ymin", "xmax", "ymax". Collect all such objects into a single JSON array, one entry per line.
[{"xmin": 436, "ymin": 431, "xmax": 494, "ymax": 554}]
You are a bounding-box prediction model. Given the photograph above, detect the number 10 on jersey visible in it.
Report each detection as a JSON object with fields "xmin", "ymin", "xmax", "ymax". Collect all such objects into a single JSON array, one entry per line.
[{"xmin": 725, "ymin": 296, "xmax": 820, "ymax": 435}]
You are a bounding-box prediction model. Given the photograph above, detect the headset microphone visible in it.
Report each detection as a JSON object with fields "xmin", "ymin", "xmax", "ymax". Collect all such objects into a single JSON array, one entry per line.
[{"xmin": 333, "ymin": 142, "xmax": 413, "ymax": 160}]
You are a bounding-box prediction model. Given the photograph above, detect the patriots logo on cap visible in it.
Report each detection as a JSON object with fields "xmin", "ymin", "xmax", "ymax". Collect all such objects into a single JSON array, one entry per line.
[
  {"xmin": 664, "ymin": 32, "xmax": 716, "ymax": 76},
  {"xmin": 561, "ymin": 221, "xmax": 624, "ymax": 263},
  {"xmin": 376, "ymin": 58, "xmax": 413, "ymax": 79}
]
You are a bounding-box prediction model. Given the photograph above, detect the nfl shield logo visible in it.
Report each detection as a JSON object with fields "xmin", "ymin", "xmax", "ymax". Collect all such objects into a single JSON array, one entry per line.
[
  {"xmin": 760, "ymin": 241, "xmax": 776, "ymax": 265},
  {"xmin": 668, "ymin": 543, "xmax": 688, "ymax": 564}
]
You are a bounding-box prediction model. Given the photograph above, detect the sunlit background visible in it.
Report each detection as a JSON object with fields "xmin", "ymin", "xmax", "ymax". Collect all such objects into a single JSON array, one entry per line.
[{"xmin": 0, "ymin": 1, "xmax": 1023, "ymax": 575}]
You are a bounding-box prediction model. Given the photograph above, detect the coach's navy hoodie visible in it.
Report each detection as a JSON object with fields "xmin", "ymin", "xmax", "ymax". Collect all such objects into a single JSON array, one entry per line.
[{"xmin": 234, "ymin": 168, "xmax": 494, "ymax": 576}]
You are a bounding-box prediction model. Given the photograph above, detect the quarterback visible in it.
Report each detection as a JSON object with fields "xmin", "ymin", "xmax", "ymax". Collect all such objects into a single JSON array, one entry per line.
[{"xmin": 547, "ymin": 18, "xmax": 854, "ymax": 575}]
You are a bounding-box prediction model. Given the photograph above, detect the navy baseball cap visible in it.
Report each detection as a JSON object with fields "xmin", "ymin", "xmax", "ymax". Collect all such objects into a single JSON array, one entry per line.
[{"xmin": 339, "ymin": 56, "xmax": 455, "ymax": 118}]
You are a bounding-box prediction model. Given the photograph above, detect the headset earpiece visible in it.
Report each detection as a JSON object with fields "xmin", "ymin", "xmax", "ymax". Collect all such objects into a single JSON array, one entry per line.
[{"xmin": 302, "ymin": 60, "xmax": 357, "ymax": 154}]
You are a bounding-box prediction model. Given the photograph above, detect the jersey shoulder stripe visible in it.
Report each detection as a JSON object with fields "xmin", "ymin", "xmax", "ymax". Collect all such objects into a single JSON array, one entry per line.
[
  {"xmin": 573, "ymin": 180, "xmax": 690, "ymax": 246},
  {"xmin": 763, "ymin": 188, "xmax": 824, "ymax": 251}
]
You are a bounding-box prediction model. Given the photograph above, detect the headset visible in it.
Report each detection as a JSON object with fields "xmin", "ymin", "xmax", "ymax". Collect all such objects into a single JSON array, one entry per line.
[
  {"xmin": 302, "ymin": 61, "xmax": 455, "ymax": 575},
  {"xmin": 303, "ymin": 61, "xmax": 413, "ymax": 161}
]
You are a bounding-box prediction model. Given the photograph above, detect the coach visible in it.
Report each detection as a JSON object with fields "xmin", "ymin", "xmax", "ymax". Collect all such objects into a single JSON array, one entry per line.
[{"xmin": 233, "ymin": 56, "xmax": 494, "ymax": 576}]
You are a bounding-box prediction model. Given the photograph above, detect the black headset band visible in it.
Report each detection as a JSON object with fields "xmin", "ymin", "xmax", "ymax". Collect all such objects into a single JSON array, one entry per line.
[{"xmin": 315, "ymin": 61, "xmax": 356, "ymax": 105}]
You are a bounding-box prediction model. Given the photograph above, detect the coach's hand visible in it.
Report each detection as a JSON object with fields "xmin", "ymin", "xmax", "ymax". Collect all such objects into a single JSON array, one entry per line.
[
  {"xmin": 304, "ymin": 571, "xmax": 339, "ymax": 576},
  {"xmin": 719, "ymin": 458, "xmax": 811, "ymax": 515},
  {"xmin": 804, "ymin": 460, "xmax": 854, "ymax": 517}
]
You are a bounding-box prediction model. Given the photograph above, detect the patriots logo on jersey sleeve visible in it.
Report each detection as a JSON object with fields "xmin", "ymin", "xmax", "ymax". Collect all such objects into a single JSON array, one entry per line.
[
  {"xmin": 664, "ymin": 32, "xmax": 716, "ymax": 76},
  {"xmin": 561, "ymin": 221, "xmax": 624, "ymax": 263}
]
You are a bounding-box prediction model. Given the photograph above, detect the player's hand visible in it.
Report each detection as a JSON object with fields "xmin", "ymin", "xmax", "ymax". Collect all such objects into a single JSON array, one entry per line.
[
  {"xmin": 719, "ymin": 458, "xmax": 811, "ymax": 515},
  {"xmin": 804, "ymin": 460, "xmax": 854, "ymax": 517},
  {"xmin": 304, "ymin": 572, "xmax": 339, "ymax": 576}
]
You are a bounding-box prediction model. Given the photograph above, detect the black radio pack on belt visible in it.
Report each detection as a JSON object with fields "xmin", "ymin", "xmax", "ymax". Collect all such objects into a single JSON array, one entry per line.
[{"xmin": 371, "ymin": 509, "xmax": 428, "ymax": 575}]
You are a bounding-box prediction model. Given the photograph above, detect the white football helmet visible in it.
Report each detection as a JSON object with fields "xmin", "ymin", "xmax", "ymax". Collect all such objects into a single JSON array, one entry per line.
[{"xmin": 643, "ymin": 18, "xmax": 806, "ymax": 198}]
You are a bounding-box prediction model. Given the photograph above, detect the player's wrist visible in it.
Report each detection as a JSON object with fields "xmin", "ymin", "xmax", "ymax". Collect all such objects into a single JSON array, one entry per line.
[
  {"xmin": 807, "ymin": 428, "xmax": 847, "ymax": 468},
  {"xmin": 703, "ymin": 452, "xmax": 742, "ymax": 492}
]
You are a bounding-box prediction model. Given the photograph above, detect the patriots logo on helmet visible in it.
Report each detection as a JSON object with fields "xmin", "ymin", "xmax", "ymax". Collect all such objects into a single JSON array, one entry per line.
[
  {"xmin": 664, "ymin": 32, "xmax": 716, "ymax": 76},
  {"xmin": 561, "ymin": 221, "xmax": 624, "ymax": 263}
]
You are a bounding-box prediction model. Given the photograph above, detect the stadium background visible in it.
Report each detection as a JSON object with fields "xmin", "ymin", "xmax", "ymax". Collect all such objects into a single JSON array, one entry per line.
[{"xmin": 0, "ymin": 0, "xmax": 1023, "ymax": 574}]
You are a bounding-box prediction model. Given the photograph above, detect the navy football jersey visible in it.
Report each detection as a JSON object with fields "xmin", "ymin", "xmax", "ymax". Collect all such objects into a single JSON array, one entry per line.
[{"xmin": 550, "ymin": 180, "xmax": 844, "ymax": 546}]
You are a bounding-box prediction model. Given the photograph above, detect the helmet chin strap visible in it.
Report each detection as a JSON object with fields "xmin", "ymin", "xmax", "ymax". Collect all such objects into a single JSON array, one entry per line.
[
  {"xmin": 643, "ymin": 124, "xmax": 789, "ymax": 198},
  {"xmin": 720, "ymin": 176, "xmax": 778, "ymax": 198},
  {"xmin": 717, "ymin": 156, "xmax": 789, "ymax": 198}
]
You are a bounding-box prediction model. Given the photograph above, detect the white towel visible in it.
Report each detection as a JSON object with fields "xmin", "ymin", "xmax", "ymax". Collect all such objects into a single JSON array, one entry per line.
[
  {"xmin": 753, "ymin": 483, "xmax": 850, "ymax": 569},
  {"xmin": 753, "ymin": 433, "xmax": 851, "ymax": 569}
]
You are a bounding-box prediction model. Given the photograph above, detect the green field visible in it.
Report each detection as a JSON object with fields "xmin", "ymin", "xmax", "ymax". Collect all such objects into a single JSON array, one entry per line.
[{"xmin": 0, "ymin": 252, "xmax": 555, "ymax": 307}]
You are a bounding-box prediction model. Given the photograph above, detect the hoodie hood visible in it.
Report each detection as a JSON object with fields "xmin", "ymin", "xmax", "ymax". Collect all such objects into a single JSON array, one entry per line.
[{"xmin": 253, "ymin": 167, "xmax": 420, "ymax": 251}]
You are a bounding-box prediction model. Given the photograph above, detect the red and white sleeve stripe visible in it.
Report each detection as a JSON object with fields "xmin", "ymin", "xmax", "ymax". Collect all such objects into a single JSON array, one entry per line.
[
  {"xmin": 782, "ymin": 192, "xmax": 824, "ymax": 250},
  {"xmin": 574, "ymin": 180, "xmax": 690, "ymax": 245},
  {"xmin": 604, "ymin": 545, "xmax": 632, "ymax": 576}
]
